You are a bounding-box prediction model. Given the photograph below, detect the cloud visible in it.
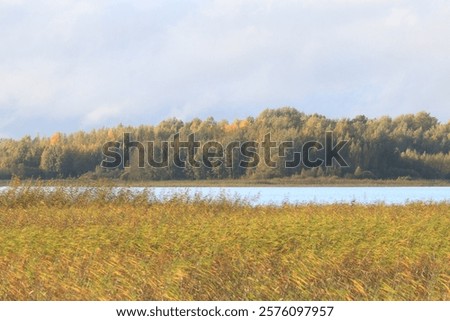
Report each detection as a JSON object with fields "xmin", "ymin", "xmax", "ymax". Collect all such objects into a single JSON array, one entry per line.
[
  {"xmin": 82, "ymin": 105, "xmax": 122, "ymax": 126},
  {"xmin": 0, "ymin": 0, "xmax": 449, "ymax": 138}
]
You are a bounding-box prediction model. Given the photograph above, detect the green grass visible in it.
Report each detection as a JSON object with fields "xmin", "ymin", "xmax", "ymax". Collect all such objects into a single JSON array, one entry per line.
[
  {"xmin": 0, "ymin": 185, "xmax": 448, "ymax": 300},
  {"xmin": 1, "ymin": 176, "xmax": 450, "ymax": 187}
]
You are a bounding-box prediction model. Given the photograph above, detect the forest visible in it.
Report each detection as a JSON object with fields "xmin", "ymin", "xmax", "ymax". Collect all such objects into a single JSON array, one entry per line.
[{"xmin": 0, "ymin": 107, "xmax": 449, "ymax": 181}]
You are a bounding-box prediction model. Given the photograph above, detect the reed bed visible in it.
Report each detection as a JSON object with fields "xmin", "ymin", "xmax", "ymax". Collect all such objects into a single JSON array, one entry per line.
[{"xmin": 0, "ymin": 183, "xmax": 448, "ymax": 300}]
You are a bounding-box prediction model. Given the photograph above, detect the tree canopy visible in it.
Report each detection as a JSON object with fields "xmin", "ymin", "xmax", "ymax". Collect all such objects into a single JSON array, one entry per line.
[{"xmin": 1, "ymin": 107, "xmax": 449, "ymax": 180}]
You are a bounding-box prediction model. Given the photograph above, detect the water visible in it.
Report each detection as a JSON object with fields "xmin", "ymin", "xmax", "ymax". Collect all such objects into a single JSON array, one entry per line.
[
  {"xmin": 131, "ymin": 186, "xmax": 450, "ymax": 205},
  {"xmin": 1, "ymin": 186, "xmax": 449, "ymax": 205}
]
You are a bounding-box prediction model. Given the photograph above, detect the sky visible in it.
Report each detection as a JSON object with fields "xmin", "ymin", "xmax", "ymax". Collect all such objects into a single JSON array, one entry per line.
[{"xmin": 1, "ymin": 0, "xmax": 449, "ymax": 138}]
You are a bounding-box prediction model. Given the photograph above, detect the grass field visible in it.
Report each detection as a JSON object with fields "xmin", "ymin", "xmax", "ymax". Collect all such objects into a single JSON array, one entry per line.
[
  {"xmin": 1, "ymin": 176, "xmax": 450, "ymax": 187},
  {"xmin": 0, "ymin": 185, "xmax": 448, "ymax": 300}
]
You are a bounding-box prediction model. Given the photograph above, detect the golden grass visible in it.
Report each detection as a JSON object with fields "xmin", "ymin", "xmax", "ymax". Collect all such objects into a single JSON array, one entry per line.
[{"xmin": 0, "ymin": 185, "xmax": 448, "ymax": 300}]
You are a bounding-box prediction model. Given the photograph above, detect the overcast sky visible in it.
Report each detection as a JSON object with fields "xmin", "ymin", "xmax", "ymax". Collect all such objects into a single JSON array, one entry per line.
[{"xmin": 1, "ymin": 0, "xmax": 449, "ymax": 138}]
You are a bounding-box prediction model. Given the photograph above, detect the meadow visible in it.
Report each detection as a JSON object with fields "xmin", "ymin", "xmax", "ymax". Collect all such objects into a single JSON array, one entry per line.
[
  {"xmin": 0, "ymin": 184, "xmax": 448, "ymax": 300},
  {"xmin": 2, "ymin": 176, "xmax": 450, "ymax": 187}
]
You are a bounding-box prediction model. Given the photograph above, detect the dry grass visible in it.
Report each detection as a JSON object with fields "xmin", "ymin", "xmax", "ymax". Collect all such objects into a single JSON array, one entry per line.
[{"xmin": 0, "ymin": 183, "xmax": 448, "ymax": 300}]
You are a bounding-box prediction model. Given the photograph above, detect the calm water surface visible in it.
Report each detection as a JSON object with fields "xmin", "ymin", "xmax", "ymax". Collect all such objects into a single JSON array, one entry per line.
[
  {"xmin": 1, "ymin": 186, "xmax": 449, "ymax": 205},
  {"xmin": 132, "ymin": 186, "xmax": 450, "ymax": 205}
]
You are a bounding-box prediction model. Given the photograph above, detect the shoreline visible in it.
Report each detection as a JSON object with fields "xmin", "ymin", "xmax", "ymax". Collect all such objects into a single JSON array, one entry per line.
[{"xmin": 1, "ymin": 177, "xmax": 449, "ymax": 187}]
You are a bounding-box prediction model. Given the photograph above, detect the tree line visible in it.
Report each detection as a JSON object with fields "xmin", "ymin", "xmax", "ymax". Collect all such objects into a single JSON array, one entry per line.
[{"xmin": 1, "ymin": 107, "xmax": 449, "ymax": 180}]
